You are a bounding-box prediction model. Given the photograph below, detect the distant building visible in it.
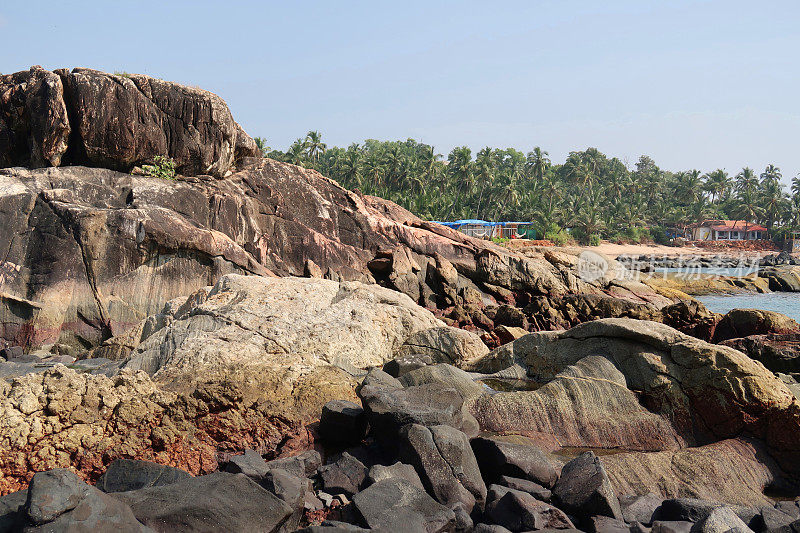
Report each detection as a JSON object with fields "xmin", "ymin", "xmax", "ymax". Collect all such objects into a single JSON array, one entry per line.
[
  {"xmin": 432, "ymin": 220, "xmax": 536, "ymax": 239},
  {"xmin": 689, "ymin": 220, "xmax": 768, "ymax": 241}
]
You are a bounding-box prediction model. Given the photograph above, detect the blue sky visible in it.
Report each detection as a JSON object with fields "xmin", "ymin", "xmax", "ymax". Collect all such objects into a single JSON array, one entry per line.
[{"xmin": 2, "ymin": 1, "xmax": 798, "ymax": 182}]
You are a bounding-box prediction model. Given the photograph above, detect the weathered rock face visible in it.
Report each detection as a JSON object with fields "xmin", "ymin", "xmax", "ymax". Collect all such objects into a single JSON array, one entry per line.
[
  {"xmin": 471, "ymin": 355, "xmax": 686, "ymax": 451},
  {"xmin": 122, "ymin": 273, "xmax": 443, "ymax": 381},
  {"xmin": 713, "ymin": 308, "xmax": 800, "ymax": 343},
  {"xmin": 467, "ymin": 318, "xmax": 800, "ymax": 505},
  {"xmin": 470, "ymin": 319, "xmax": 798, "ymax": 454},
  {"xmin": 0, "ymin": 66, "xmax": 71, "ymax": 168},
  {"xmin": 720, "ymin": 333, "xmax": 800, "ymax": 374},
  {"xmin": 602, "ymin": 439, "xmax": 782, "ymax": 507},
  {"xmin": 0, "ymin": 365, "xmax": 324, "ymax": 495},
  {"xmin": 759, "ymin": 265, "xmax": 800, "ymax": 292},
  {"xmin": 1, "ymin": 66, "xmax": 258, "ymax": 177},
  {"xmin": 0, "ymin": 158, "xmax": 576, "ymax": 353},
  {"xmin": 59, "ymin": 68, "xmax": 258, "ymax": 176}
]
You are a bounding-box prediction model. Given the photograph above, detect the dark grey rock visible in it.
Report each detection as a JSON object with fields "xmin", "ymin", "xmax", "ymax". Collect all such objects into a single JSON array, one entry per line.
[
  {"xmin": 451, "ymin": 501, "xmax": 474, "ymax": 533},
  {"xmin": 224, "ymin": 448, "xmax": 269, "ymax": 478},
  {"xmin": 359, "ymin": 368, "xmax": 403, "ymax": 391},
  {"xmin": 112, "ymin": 471, "xmax": 292, "ymax": 532},
  {"xmin": 592, "ymin": 515, "xmax": 631, "ymax": 533},
  {"xmin": 484, "ymin": 485, "xmax": 575, "ymax": 532},
  {"xmin": 367, "ymin": 462, "xmax": 425, "ymax": 490},
  {"xmin": 95, "ymin": 459, "xmax": 191, "ymax": 493},
  {"xmin": 384, "ymin": 353, "xmax": 434, "ymax": 377},
  {"xmin": 776, "ymin": 501, "xmax": 800, "ymax": 519},
  {"xmin": 757, "ymin": 506, "xmax": 797, "ymax": 532},
  {"xmin": 261, "ymin": 468, "xmax": 305, "ymax": 531},
  {"xmin": 471, "ymin": 437, "xmax": 559, "ymax": 488},
  {"xmin": 656, "ymin": 498, "xmax": 756, "ymax": 526},
  {"xmin": 630, "ymin": 522, "xmax": 653, "ymax": 533},
  {"xmin": 358, "ymin": 379, "xmax": 479, "ymax": 439},
  {"xmin": 620, "ymin": 493, "xmax": 664, "ymax": 525},
  {"xmin": 24, "ymin": 469, "xmax": 149, "ymax": 532},
  {"xmin": 689, "ymin": 507, "xmax": 750, "ymax": 533},
  {"xmin": 499, "ymin": 475, "xmax": 552, "ymax": 501},
  {"xmin": 26, "ymin": 469, "xmax": 90, "ymax": 524},
  {"xmin": 399, "ymin": 423, "xmax": 487, "ymax": 513},
  {"xmin": 0, "ymin": 489, "xmax": 27, "ymax": 533},
  {"xmin": 551, "ymin": 452, "xmax": 623, "ymax": 520},
  {"xmin": 651, "ymin": 521, "xmax": 694, "ymax": 533},
  {"xmin": 266, "ymin": 449, "xmax": 322, "ymax": 478},
  {"xmin": 318, "ymin": 452, "xmax": 368, "ymax": 496},
  {"xmin": 352, "ymin": 478, "xmax": 456, "ymax": 533},
  {"xmin": 320, "ymin": 400, "xmax": 367, "ymax": 446},
  {"xmin": 473, "ymin": 525, "xmax": 513, "ymax": 533}
]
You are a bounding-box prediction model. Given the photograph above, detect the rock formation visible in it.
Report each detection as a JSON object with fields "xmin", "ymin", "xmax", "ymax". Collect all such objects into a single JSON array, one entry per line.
[{"xmin": 3, "ymin": 66, "xmax": 800, "ymax": 531}]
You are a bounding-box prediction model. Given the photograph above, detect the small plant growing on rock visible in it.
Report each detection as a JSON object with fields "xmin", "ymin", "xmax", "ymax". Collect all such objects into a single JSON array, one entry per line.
[{"xmin": 142, "ymin": 156, "xmax": 176, "ymax": 180}]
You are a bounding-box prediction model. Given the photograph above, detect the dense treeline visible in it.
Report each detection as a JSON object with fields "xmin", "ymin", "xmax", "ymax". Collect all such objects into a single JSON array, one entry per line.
[{"xmin": 254, "ymin": 133, "xmax": 800, "ymax": 244}]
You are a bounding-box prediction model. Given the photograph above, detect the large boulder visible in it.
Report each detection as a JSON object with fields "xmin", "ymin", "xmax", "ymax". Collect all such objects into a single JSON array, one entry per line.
[
  {"xmin": 470, "ymin": 319, "xmax": 799, "ymax": 465},
  {"xmin": 602, "ymin": 439, "xmax": 781, "ymax": 507},
  {"xmin": 122, "ymin": 274, "xmax": 442, "ymax": 385},
  {"xmin": 394, "ymin": 326, "xmax": 489, "ymax": 368},
  {"xmin": 713, "ymin": 308, "xmax": 800, "ymax": 343},
  {"xmin": 112, "ymin": 471, "xmax": 293, "ymax": 532},
  {"xmin": 59, "ymin": 68, "xmax": 258, "ymax": 176},
  {"xmin": 398, "ymin": 423, "xmax": 487, "ymax": 512},
  {"xmin": 0, "ymin": 66, "xmax": 70, "ymax": 168},
  {"xmin": 24, "ymin": 469, "xmax": 149, "ymax": 532},
  {"xmin": 357, "ymin": 368, "xmax": 480, "ymax": 439},
  {"xmin": 470, "ymin": 355, "xmax": 685, "ymax": 451},
  {"xmin": 351, "ymin": 478, "xmax": 457, "ymax": 533},
  {"xmin": 470, "ymin": 437, "xmax": 559, "ymax": 488},
  {"xmin": 720, "ymin": 333, "xmax": 800, "ymax": 374},
  {"xmin": 759, "ymin": 266, "xmax": 800, "ymax": 292},
  {"xmin": 2, "ymin": 66, "xmax": 257, "ymax": 176}
]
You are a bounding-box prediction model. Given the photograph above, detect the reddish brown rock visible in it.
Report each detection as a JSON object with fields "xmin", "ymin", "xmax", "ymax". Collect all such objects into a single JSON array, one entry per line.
[
  {"xmin": 720, "ymin": 333, "xmax": 800, "ymax": 374},
  {"xmin": 59, "ymin": 68, "xmax": 258, "ymax": 176},
  {"xmin": 0, "ymin": 66, "xmax": 70, "ymax": 168},
  {"xmin": 713, "ymin": 308, "xmax": 800, "ymax": 343},
  {"xmin": 0, "ymin": 364, "xmax": 336, "ymax": 496}
]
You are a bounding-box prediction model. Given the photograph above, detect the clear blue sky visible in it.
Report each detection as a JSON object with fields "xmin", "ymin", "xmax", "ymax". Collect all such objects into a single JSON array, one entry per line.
[{"xmin": 2, "ymin": 1, "xmax": 798, "ymax": 183}]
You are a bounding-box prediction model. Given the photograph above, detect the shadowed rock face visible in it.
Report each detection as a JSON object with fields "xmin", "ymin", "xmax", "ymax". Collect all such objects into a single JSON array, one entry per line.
[{"xmin": 0, "ymin": 67, "xmax": 71, "ymax": 168}]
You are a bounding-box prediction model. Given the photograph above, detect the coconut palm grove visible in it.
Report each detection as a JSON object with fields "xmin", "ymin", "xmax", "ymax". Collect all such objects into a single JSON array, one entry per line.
[{"xmin": 257, "ymin": 133, "xmax": 800, "ymax": 246}]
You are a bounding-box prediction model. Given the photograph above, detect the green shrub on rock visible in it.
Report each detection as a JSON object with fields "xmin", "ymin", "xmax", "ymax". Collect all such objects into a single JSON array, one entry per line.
[{"xmin": 142, "ymin": 156, "xmax": 176, "ymax": 180}]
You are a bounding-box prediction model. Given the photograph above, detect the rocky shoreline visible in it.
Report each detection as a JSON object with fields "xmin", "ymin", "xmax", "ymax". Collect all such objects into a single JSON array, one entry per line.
[{"xmin": 1, "ymin": 66, "xmax": 800, "ymax": 532}]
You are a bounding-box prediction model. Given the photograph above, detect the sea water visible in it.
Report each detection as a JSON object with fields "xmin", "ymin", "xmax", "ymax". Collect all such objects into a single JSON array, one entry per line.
[{"xmin": 697, "ymin": 293, "xmax": 800, "ymax": 322}]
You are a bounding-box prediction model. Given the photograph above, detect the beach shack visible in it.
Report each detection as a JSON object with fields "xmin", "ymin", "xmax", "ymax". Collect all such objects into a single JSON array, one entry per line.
[{"xmin": 690, "ymin": 220, "xmax": 768, "ymax": 241}]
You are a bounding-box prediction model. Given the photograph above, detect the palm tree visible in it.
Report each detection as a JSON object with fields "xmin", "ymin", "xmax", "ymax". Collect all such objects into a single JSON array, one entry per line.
[
  {"xmin": 703, "ymin": 169, "xmax": 731, "ymax": 204},
  {"xmin": 286, "ymin": 138, "xmax": 307, "ymax": 166},
  {"xmin": 735, "ymin": 167, "xmax": 759, "ymax": 195},
  {"xmin": 760, "ymin": 164, "xmax": 782, "ymax": 186},
  {"xmin": 791, "ymin": 174, "xmax": 800, "ymax": 198},
  {"xmin": 304, "ymin": 131, "xmax": 327, "ymax": 162},
  {"xmin": 526, "ymin": 147, "xmax": 550, "ymax": 185},
  {"xmin": 759, "ymin": 178, "xmax": 790, "ymax": 230},
  {"xmin": 447, "ymin": 146, "xmax": 474, "ymax": 218}
]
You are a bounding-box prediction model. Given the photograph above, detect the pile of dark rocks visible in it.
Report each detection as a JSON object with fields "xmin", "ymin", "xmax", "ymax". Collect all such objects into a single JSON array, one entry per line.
[
  {"xmin": 760, "ymin": 252, "xmax": 798, "ymax": 267},
  {"xmin": 2, "ymin": 364, "xmax": 799, "ymax": 532}
]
